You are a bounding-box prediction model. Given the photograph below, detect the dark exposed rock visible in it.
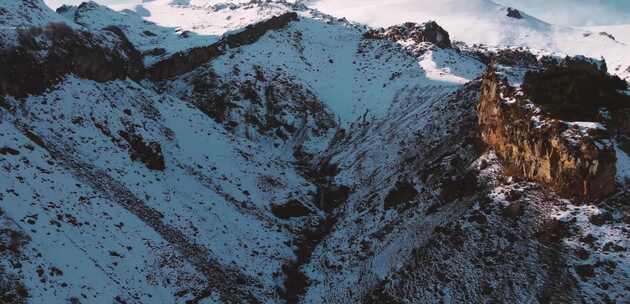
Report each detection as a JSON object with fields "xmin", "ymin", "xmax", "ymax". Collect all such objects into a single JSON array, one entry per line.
[
  {"xmin": 575, "ymin": 264, "xmax": 596, "ymax": 281},
  {"xmin": 522, "ymin": 57, "xmax": 629, "ymax": 121},
  {"xmin": 611, "ymin": 109, "xmax": 630, "ymax": 138},
  {"xmin": 504, "ymin": 189, "xmax": 522, "ymax": 202},
  {"xmin": 271, "ymin": 199, "xmax": 313, "ymax": 219},
  {"xmin": 21, "ymin": 128, "xmax": 48, "ymax": 151},
  {"xmin": 574, "ymin": 247, "xmax": 591, "ymax": 260},
  {"xmin": 364, "ymin": 280, "xmax": 401, "ymax": 304},
  {"xmin": 602, "ymin": 242, "xmax": 625, "ymax": 253},
  {"xmin": 142, "ymin": 48, "xmax": 167, "ymax": 57},
  {"xmin": 0, "ymin": 228, "xmax": 30, "ymax": 255},
  {"xmin": 495, "ymin": 48, "xmax": 539, "ymax": 67},
  {"xmin": 0, "ymin": 220, "xmax": 30, "ymax": 304},
  {"xmin": 118, "ymin": 130, "xmax": 166, "ymax": 171},
  {"xmin": 148, "ymin": 12, "xmax": 298, "ymax": 80},
  {"xmin": 535, "ymin": 219, "xmax": 569, "ymax": 244},
  {"xmin": 0, "ymin": 273, "xmax": 29, "ymax": 304},
  {"xmin": 189, "ymin": 70, "xmax": 231, "ymax": 122},
  {"xmin": 179, "ymin": 30, "xmax": 192, "ymax": 38},
  {"xmin": 384, "ymin": 181, "xmax": 418, "ymax": 210},
  {"xmin": 0, "ymin": 147, "xmax": 19, "ymax": 156},
  {"xmin": 599, "ymin": 31, "xmax": 616, "ymax": 41},
  {"xmin": 143, "ymin": 30, "xmax": 157, "ymax": 37},
  {"xmin": 280, "ymin": 217, "xmax": 337, "ymax": 304},
  {"xmin": 0, "ymin": 22, "xmax": 143, "ymax": 98},
  {"xmin": 276, "ymin": 151, "xmax": 347, "ymax": 304},
  {"xmin": 588, "ymin": 212, "xmax": 613, "ymax": 226},
  {"xmin": 506, "ymin": 8, "xmax": 523, "ymax": 19},
  {"xmin": 317, "ymin": 184, "xmax": 351, "ymax": 213},
  {"xmin": 502, "ymin": 201, "xmax": 524, "ymax": 219},
  {"xmin": 146, "ymin": 43, "xmax": 222, "ymax": 81},
  {"xmin": 188, "ymin": 67, "xmax": 336, "ymax": 143},
  {"xmin": 365, "ymin": 21, "xmax": 451, "ymax": 49},
  {"xmin": 439, "ymin": 170, "xmax": 478, "ymax": 202},
  {"xmin": 225, "ymin": 12, "xmax": 298, "ymax": 48},
  {"xmin": 55, "ymin": 4, "xmax": 73, "ymax": 15}
]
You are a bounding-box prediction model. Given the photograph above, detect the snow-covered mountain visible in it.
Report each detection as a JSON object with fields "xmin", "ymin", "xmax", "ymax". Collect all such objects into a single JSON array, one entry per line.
[
  {"xmin": 1, "ymin": 0, "xmax": 629, "ymax": 303},
  {"xmin": 310, "ymin": 0, "xmax": 630, "ymax": 81}
]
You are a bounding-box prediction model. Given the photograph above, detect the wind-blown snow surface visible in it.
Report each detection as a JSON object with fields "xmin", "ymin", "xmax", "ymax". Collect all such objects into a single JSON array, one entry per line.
[{"xmin": 309, "ymin": 0, "xmax": 630, "ymax": 80}]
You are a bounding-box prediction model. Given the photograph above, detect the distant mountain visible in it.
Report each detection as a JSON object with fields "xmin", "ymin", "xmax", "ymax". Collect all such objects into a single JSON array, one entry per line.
[{"xmin": 310, "ymin": 0, "xmax": 630, "ymax": 80}]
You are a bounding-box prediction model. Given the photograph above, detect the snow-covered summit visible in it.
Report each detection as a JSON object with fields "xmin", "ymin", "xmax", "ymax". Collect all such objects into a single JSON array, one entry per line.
[
  {"xmin": 309, "ymin": 0, "xmax": 630, "ymax": 80},
  {"xmin": 38, "ymin": 0, "xmax": 629, "ymax": 80}
]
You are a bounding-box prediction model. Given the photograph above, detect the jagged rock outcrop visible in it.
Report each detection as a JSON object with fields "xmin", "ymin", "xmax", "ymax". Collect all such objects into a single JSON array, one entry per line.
[
  {"xmin": 118, "ymin": 129, "xmax": 166, "ymax": 171},
  {"xmin": 0, "ymin": 10, "xmax": 298, "ymax": 98},
  {"xmin": 478, "ymin": 67, "xmax": 617, "ymax": 200},
  {"xmin": 598, "ymin": 31, "xmax": 616, "ymax": 41},
  {"xmin": 365, "ymin": 21, "xmax": 451, "ymax": 49},
  {"xmin": 0, "ymin": 22, "xmax": 143, "ymax": 98},
  {"xmin": 147, "ymin": 12, "xmax": 298, "ymax": 80},
  {"xmin": 507, "ymin": 8, "xmax": 523, "ymax": 19},
  {"xmin": 521, "ymin": 57, "xmax": 629, "ymax": 122}
]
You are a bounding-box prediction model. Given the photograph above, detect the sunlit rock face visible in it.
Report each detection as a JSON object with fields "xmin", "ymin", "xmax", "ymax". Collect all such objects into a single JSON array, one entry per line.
[{"xmin": 478, "ymin": 67, "xmax": 618, "ymax": 200}]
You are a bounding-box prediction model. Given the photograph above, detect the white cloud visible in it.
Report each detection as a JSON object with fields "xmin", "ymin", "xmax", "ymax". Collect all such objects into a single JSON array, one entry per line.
[{"xmin": 493, "ymin": 0, "xmax": 630, "ymax": 26}]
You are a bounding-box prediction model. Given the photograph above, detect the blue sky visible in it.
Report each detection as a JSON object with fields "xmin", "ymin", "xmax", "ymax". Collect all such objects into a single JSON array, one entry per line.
[{"xmin": 43, "ymin": 0, "xmax": 630, "ymax": 26}]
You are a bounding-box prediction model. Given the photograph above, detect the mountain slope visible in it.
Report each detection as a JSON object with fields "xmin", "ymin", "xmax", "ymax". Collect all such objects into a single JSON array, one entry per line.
[{"xmin": 1, "ymin": 1, "xmax": 629, "ymax": 303}]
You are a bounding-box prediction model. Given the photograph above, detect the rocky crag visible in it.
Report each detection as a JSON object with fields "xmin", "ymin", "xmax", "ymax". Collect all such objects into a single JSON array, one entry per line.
[{"xmin": 477, "ymin": 62, "xmax": 624, "ymax": 200}]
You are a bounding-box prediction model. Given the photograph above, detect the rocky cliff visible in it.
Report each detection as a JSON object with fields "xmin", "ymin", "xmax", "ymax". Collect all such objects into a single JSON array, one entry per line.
[
  {"xmin": 147, "ymin": 12, "xmax": 298, "ymax": 80},
  {"xmin": 477, "ymin": 67, "xmax": 618, "ymax": 200},
  {"xmin": 0, "ymin": 22, "xmax": 143, "ymax": 99}
]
